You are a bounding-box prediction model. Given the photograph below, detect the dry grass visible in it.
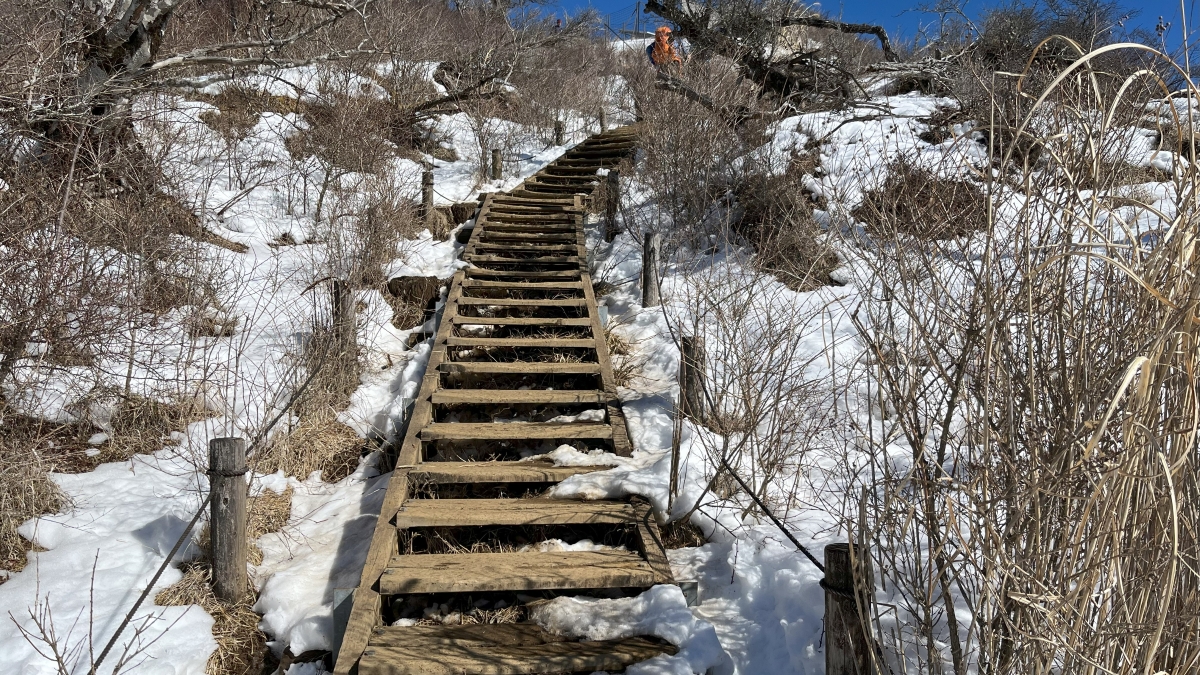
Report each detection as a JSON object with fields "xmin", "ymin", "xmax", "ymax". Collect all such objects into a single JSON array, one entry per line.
[
  {"xmin": 155, "ymin": 563, "xmax": 266, "ymax": 675},
  {"xmin": 735, "ymin": 168, "xmax": 838, "ymax": 291},
  {"xmin": 198, "ymin": 88, "xmax": 302, "ymax": 140},
  {"xmin": 853, "ymin": 160, "xmax": 987, "ymax": 240},
  {"xmin": 256, "ymin": 412, "xmax": 363, "ymax": 482},
  {"xmin": 247, "ymin": 487, "xmax": 293, "ymax": 565}
]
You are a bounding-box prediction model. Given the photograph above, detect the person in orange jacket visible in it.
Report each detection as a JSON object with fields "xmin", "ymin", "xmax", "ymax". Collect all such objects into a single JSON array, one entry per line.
[{"xmin": 646, "ymin": 26, "xmax": 683, "ymax": 69}]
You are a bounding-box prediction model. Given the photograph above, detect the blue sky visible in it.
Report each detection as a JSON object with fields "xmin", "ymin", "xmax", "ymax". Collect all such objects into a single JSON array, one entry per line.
[{"xmin": 548, "ymin": 0, "xmax": 1200, "ymax": 49}]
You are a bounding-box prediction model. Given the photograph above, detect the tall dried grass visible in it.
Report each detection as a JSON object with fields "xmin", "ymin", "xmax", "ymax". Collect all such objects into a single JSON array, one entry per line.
[{"xmin": 850, "ymin": 41, "xmax": 1200, "ymax": 674}]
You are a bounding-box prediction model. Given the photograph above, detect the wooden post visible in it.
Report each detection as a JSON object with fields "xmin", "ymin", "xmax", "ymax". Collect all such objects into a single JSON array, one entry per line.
[
  {"xmin": 554, "ymin": 120, "xmax": 565, "ymax": 146},
  {"xmin": 642, "ymin": 232, "xmax": 661, "ymax": 308},
  {"xmin": 679, "ymin": 335, "xmax": 705, "ymax": 421},
  {"xmin": 604, "ymin": 170, "xmax": 620, "ymax": 242},
  {"xmin": 599, "ymin": 108, "xmax": 607, "ymax": 132},
  {"xmin": 824, "ymin": 543, "xmax": 873, "ymax": 675},
  {"xmin": 421, "ymin": 163, "xmax": 434, "ymax": 225},
  {"xmin": 209, "ymin": 437, "xmax": 247, "ymax": 602},
  {"xmin": 490, "ymin": 148, "xmax": 502, "ymax": 180}
]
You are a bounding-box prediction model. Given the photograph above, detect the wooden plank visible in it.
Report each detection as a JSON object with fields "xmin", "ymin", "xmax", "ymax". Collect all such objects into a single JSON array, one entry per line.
[
  {"xmin": 419, "ymin": 422, "xmax": 612, "ymax": 441},
  {"xmin": 464, "ymin": 255, "xmax": 581, "ymax": 264},
  {"xmin": 477, "ymin": 232, "xmax": 577, "ymax": 242},
  {"xmin": 394, "ymin": 498, "xmax": 635, "ymax": 527},
  {"xmin": 461, "ymin": 280, "xmax": 583, "ymax": 290},
  {"xmin": 465, "ymin": 270, "xmax": 581, "ymax": 280},
  {"xmin": 579, "ymin": 272, "xmax": 635, "ymax": 458},
  {"xmin": 631, "ymin": 501, "xmax": 676, "ymax": 586},
  {"xmin": 468, "ymin": 243, "xmax": 580, "ymax": 254},
  {"xmin": 430, "ymin": 389, "xmax": 605, "ymax": 404},
  {"xmin": 438, "ymin": 361, "xmax": 601, "ymax": 374},
  {"xmin": 445, "ymin": 337, "xmax": 595, "ymax": 348},
  {"xmin": 359, "ymin": 626, "xmax": 672, "ymax": 675},
  {"xmin": 409, "ymin": 461, "xmax": 604, "ymax": 484},
  {"xmin": 379, "ymin": 550, "xmax": 654, "ymax": 594},
  {"xmin": 450, "ymin": 316, "xmax": 591, "ymax": 327},
  {"xmin": 456, "ymin": 296, "xmax": 586, "ymax": 307}
]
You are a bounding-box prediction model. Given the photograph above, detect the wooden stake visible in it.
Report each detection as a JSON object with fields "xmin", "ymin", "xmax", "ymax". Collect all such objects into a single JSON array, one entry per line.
[
  {"xmin": 421, "ymin": 163, "xmax": 434, "ymax": 224},
  {"xmin": 209, "ymin": 437, "xmax": 247, "ymax": 602},
  {"xmin": 679, "ymin": 335, "xmax": 705, "ymax": 421},
  {"xmin": 642, "ymin": 232, "xmax": 661, "ymax": 308},
  {"xmin": 604, "ymin": 170, "xmax": 620, "ymax": 242},
  {"xmin": 554, "ymin": 120, "xmax": 565, "ymax": 146},
  {"xmin": 599, "ymin": 108, "xmax": 607, "ymax": 132},
  {"xmin": 824, "ymin": 543, "xmax": 873, "ymax": 675},
  {"xmin": 491, "ymin": 148, "xmax": 502, "ymax": 180}
]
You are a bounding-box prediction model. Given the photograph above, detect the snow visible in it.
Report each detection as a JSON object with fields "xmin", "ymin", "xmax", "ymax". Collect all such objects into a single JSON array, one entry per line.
[
  {"xmin": 254, "ymin": 461, "xmax": 388, "ymax": 655},
  {"xmin": 1, "ymin": 446, "xmax": 215, "ymax": 675},
  {"xmin": 532, "ymin": 584, "xmax": 729, "ymax": 675}
]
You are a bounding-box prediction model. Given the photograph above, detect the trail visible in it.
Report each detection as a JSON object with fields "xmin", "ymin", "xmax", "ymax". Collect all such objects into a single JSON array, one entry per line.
[{"xmin": 335, "ymin": 126, "xmax": 682, "ymax": 675}]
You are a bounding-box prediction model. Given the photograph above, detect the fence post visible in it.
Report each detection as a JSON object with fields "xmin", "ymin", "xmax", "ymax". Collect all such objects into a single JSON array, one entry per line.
[
  {"xmin": 209, "ymin": 437, "xmax": 247, "ymax": 602},
  {"xmin": 604, "ymin": 170, "xmax": 620, "ymax": 242},
  {"xmin": 490, "ymin": 148, "xmax": 502, "ymax": 180},
  {"xmin": 679, "ymin": 335, "xmax": 705, "ymax": 421},
  {"xmin": 599, "ymin": 108, "xmax": 607, "ymax": 132},
  {"xmin": 421, "ymin": 163, "xmax": 434, "ymax": 225},
  {"xmin": 824, "ymin": 543, "xmax": 873, "ymax": 675},
  {"xmin": 642, "ymin": 232, "xmax": 661, "ymax": 308},
  {"xmin": 554, "ymin": 120, "xmax": 565, "ymax": 146}
]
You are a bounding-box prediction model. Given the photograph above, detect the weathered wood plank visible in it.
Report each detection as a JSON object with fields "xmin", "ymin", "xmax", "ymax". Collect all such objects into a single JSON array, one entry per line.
[
  {"xmin": 437, "ymin": 361, "xmax": 601, "ymax": 374},
  {"xmin": 461, "ymin": 280, "xmax": 583, "ymax": 290},
  {"xmin": 359, "ymin": 626, "xmax": 672, "ymax": 675},
  {"xmin": 631, "ymin": 500, "xmax": 676, "ymax": 586},
  {"xmin": 456, "ymin": 296, "xmax": 587, "ymax": 307},
  {"xmin": 450, "ymin": 316, "xmax": 591, "ymax": 326},
  {"xmin": 463, "ymin": 255, "xmax": 582, "ymax": 264},
  {"xmin": 430, "ymin": 389, "xmax": 605, "ymax": 404},
  {"xmin": 419, "ymin": 422, "xmax": 612, "ymax": 441},
  {"xmin": 379, "ymin": 550, "xmax": 654, "ymax": 594},
  {"xmin": 394, "ymin": 498, "xmax": 635, "ymax": 527},
  {"xmin": 445, "ymin": 337, "xmax": 595, "ymax": 348},
  {"xmin": 408, "ymin": 461, "xmax": 604, "ymax": 484}
]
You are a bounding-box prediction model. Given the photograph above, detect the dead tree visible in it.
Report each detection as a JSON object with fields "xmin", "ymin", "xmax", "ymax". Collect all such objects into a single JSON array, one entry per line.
[{"xmin": 643, "ymin": 0, "xmax": 940, "ymax": 104}]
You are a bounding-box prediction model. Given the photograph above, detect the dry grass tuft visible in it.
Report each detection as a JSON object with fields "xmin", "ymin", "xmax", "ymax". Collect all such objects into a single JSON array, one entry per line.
[
  {"xmin": 853, "ymin": 160, "xmax": 987, "ymax": 240},
  {"xmin": 0, "ymin": 424, "xmax": 64, "ymax": 575},
  {"xmin": 107, "ymin": 395, "xmax": 210, "ymax": 460},
  {"xmin": 735, "ymin": 169, "xmax": 839, "ymax": 291},
  {"xmin": 247, "ymin": 487, "xmax": 293, "ymax": 565},
  {"xmin": 256, "ymin": 412, "xmax": 363, "ymax": 482},
  {"xmin": 198, "ymin": 88, "xmax": 300, "ymax": 140},
  {"xmin": 155, "ymin": 563, "xmax": 266, "ymax": 675}
]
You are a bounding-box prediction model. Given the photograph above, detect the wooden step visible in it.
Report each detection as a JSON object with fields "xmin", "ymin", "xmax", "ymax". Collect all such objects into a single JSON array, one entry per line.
[
  {"xmin": 451, "ymin": 316, "xmax": 590, "ymax": 326},
  {"xmin": 456, "ymin": 296, "xmax": 587, "ymax": 307},
  {"xmin": 359, "ymin": 624, "xmax": 673, "ymax": 675},
  {"xmin": 408, "ymin": 461, "xmax": 605, "ymax": 484},
  {"xmin": 430, "ymin": 389, "xmax": 605, "ymax": 404},
  {"xmin": 461, "ymin": 280, "xmax": 583, "ymax": 290},
  {"xmin": 438, "ymin": 361, "xmax": 601, "ymax": 374},
  {"xmin": 379, "ymin": 550, "xmax": 654, "ymax": 594},
  {"xmin": 446, "ymin": 337, "xmax": 595, "ymax": 348},
  {"xmin": 464, "ymin": 255, "xmax": 581, "ymax": 264},
  {"xmin": 419, "ymin": 422, "xmax": 612, "ymax": 441},
  {"xmin": 463, "ymin": 269, "xmax": 581, "ymax": 279},
  {"xmin": 468, "ymin": 243, "xmax": 579, "ymax": 253},
  {"xmin": 478, "ymin": 232, "xmax": 576, "ymax": 242},
  {"xmin": 394, "ymin": 498, "xmax": 635, "ymax": 527}
]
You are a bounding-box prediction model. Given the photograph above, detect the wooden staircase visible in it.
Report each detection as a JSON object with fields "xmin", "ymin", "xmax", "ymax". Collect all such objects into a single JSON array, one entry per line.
[{"xmin": 335, "ymin": 127, "xmax": 679, "ymax": 675}]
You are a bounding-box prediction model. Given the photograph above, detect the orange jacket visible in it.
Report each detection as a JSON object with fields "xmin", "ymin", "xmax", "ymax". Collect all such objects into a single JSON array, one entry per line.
[{"xmin": 649, "ymin": 27, "xmax": 682, "ymax": 67}]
